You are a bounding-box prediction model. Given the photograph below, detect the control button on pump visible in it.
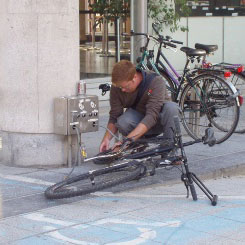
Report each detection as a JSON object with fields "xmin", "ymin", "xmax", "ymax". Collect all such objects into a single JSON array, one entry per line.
[{"xmin": 90, "ymin": 101, "xmax": 96, "ymax": 109}]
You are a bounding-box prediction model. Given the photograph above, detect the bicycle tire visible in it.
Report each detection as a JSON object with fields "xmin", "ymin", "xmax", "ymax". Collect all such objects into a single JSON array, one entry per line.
[
  {"xmin": 93, "ymin": 138, "xmax": 175, "ymax": 165},
  {"xmin": 92, "ymin": 149, "xmax": 121, "ymax": 165},
  {"xmin": 92, "ymin": 141, "xmax": 150, "ymax": 165},
  {"xmin": 158, "ymin": 69, "xmax": 177, "ymax": 101},
  {"xmin": 179, "ymin": 73, "xmax": 240, "ymax": 144},
  {"xmin": 227, "ymin": 72, "xmax": 245, "ymax": 133},
  {"xmin": 45, "ymin": 161, "xmax": 143, "ymax": 199}
]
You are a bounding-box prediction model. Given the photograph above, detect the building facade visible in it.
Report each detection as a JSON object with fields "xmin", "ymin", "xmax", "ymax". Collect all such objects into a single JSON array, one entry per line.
[{"xmin": 0, "ymin": 0, "xmax": 244, "ymax": 166}]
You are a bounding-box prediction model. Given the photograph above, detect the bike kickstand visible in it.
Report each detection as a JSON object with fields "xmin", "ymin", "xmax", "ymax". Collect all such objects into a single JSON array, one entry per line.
[
  {"xmin": 181, "ymin": 174, "xmax": 190, "ymax": 198},
  {"xmin": 190, "ymin": 172, "xmax": 218, "ymax": 206}
]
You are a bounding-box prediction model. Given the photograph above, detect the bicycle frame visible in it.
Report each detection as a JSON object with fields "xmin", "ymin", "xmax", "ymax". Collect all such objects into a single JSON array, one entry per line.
[
  {"xmin": 84, "ymin": 117, "xmax": 218, "ymax": 206},
  {"xmin": 155, "ymin": 44, "xmax": 181, "ymax": 86},
  {"xmin": 152, "ymin": 47, "xmax": 211, "ymax": 107}
]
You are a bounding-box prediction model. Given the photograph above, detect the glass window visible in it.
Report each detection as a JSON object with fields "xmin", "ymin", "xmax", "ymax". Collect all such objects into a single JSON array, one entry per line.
[{"xmin": 184, "ymin": 0, "xmax": 245, "ymax": 16}]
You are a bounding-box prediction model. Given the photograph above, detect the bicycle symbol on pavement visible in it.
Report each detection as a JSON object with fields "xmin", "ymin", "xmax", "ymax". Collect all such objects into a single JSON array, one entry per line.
[{"xmin": 24, "ymin": 213, "xmax": 181, "ymax": 244}]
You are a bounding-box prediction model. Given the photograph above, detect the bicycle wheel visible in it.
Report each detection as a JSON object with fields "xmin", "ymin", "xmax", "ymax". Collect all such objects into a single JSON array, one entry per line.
[
  {"xmin": 45, "ymin": 160, "xmax": 143, "ymax": 199},
  {"xmin": 226, "ymin": 72, "xmax": 245, "ymax": 133},
  {"xmin": 93, "ymin": 138, "xmax": 174, "ymax": 165},
  {"xmin": 93, "ymin": 141, "xmax": 150, "ymax": 165},
  {"xmin": 179, "ymin": 74, "xmax": 240, "ymax": 144},
  {"xmin": 158, "ymin": 69, "xmax": 177, "ymax": 101}
]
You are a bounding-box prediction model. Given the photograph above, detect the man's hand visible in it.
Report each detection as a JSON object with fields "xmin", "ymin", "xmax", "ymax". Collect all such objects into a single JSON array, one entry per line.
[
  {"xmin": 112, "ymin": 141, "xmax": 123, "ymax": 152},
  {"xmin": 99, "ymin": 138, "xmax": 110, "ymax": 152},
  {"xmin": 99, "ymin": 123, "xmax": 118, "ymax": 152},
  {"xmin": 127, "ymin": 123, "xmax": 148, "ymax": 140}
]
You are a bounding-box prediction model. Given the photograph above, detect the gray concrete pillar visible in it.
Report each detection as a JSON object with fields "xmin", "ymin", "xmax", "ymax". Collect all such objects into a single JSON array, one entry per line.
[
  {"xmin": 0, "ymin": 0, "xmax": 80, "ymax": 167},
  {"xmin": 130, "ymin": 0, "xmax": 148, "ymax": 63}
]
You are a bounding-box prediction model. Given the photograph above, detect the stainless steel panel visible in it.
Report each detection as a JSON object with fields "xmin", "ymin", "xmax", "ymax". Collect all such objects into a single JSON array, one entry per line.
[{"xmin": 54, "ymin": 95, "xmax": 99, "ymax": 135}]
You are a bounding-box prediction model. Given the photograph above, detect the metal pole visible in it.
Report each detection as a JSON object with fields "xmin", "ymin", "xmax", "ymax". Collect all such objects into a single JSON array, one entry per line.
[
  {"xmin": 130, "ymin": 0, "xmax": 148, "ymax": 64},
  {"xmin": 130, "ymin": 0, "xmax": 134, "ymax": 62},
  {"xmin": 68, "ymin": 135, "xmax": 72, "ymax": 168},
  {"xmin": 100, "ymin": 17, "xmax": 114, "ymax": 57},
  {"xmin": 105, "ymin": 18, "xmax": 109, "ymax": 54},
  {"xmin": 100, "ymin": 0, "xmax": 114, "ymax": 57},
  {"xmin": 97, "ymin": 17, "xmax": 106, "ymax": 54},
  {"xmin": 101, "ymin": 18, "xmax": 106, "ymax": 53},
  {"xmin": 88, "ymin": 13, "xmax": 100, "ymax": 50},
  {"xmin": 116, "ymin": 17, "xmax": 121, "ymax": 62},
  {"xmin": 91, "ymin": 14, "xmax": 96, "ymax": 48}
]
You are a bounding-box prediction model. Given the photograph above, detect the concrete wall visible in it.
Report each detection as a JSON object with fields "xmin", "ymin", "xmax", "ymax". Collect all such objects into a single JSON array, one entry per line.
[
  {"xmin": 148, "ymin": 16, "xmax": 245, "ymax": 71},
  {"xmin": 0, "ymin": 0, "xmax": 79, "ymax": 166}
]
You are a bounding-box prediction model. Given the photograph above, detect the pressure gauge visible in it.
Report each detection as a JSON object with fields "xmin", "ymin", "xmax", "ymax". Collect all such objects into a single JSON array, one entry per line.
[
  {"xmin": 90, "ymin": 101, "xmax": 96, "ymax": 109},
  {"xmin": 79, "ymin": 100, "xmax": 84, "ymax": 110}
]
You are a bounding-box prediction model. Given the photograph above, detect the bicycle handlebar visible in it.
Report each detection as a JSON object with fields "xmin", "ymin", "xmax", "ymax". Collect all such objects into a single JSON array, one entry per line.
[
  {"xmin": 121, "ymin": 31, "xmax": 148, "ymax": 38},
  {"xmin": 124, "ymin": 25, "xmax": 183, "ymax": 50},
  {"xmin": 152, "ymin": 23, "xmax": 183, "ymax": 46},
  {"xmin": 121, "ymin": 32, "xmax": 131, "ymax": 37},
  {"xmin": 165, "ymin": 42, "xmax": 177, "ymax": 48},
  {"xmin": 130, "ymin": 30, "xmax": 148, "ymax": 37},
  {"xmin": 122, "ymin": 31, "xmax": 178, "ymax": 50},
  {"xmin": 172, "ymin": 40, "xmax": 183, "ymax": 45}
]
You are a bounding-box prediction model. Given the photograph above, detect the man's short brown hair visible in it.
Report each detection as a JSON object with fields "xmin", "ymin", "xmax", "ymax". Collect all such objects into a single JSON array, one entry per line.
[{"xmin": 111, "ymin": 60, "xmax": 136, "ymax": 85}]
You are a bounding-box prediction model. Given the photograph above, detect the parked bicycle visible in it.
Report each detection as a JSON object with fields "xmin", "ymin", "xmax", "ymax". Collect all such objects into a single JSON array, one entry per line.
[
  {"xmin": 45, "ymin": 117, "xmax": 218, "ymax": 206},
  {"xmin": 123, "ymin": 26, "xmax": 240, "ymax": 144},
  {"xmin": 193, "ymin": 43, "xmax": 244, "ymax": 133}
]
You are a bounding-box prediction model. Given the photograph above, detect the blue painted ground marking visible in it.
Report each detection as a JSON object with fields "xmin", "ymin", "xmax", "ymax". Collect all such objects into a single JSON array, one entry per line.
[
  {"xmin": 152, "ymin": 225, "xmax": 216, "ymax": 245},
  {"xmin": 93, "ymin": 196, "xmax": 122, "ymax": 202},
  {"xmin": 183, "ymin": 212, "xmax": 244, "ymax": 237},
  {"xmin": 215, "ymin": 207, "xmax": 245, "ymax": 222},
  {"xmin": 0, "ymin": 178, "xmax": 44, "ymax": 191},
  {"xmin": 22, "ymin": 212, "xmax": 181, "ymax": 244},
  {"xmin": 14, "ymin": 235, "xmax": 64, "ymax": 245},
  {"xmin": 59, "ymin": 224, "xmax": 129, "ymax": 244},
  {"xmin": 16, "ymin": 197, "xmax": 245, "ymax": 244}
]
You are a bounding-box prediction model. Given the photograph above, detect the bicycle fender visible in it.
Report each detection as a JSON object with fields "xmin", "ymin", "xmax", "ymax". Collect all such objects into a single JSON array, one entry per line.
[
  {"xmin": 200, "ymin": 73, "xmax": 240, "ymax": 106},
  {"xmin": 224, "ymin": 79, "xmax": 241, "ymax": 106}
]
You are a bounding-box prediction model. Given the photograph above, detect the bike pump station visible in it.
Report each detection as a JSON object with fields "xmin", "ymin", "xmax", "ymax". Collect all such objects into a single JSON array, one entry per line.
[{"xmin": 53, "ymin": 82, "xmax": 99, "ymax": 167}]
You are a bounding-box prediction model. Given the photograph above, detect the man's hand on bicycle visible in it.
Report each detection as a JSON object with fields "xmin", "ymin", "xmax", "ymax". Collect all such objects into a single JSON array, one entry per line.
[
  {"xmin": 112, "ymin": 137, "xmax": 135, "ymax": 153},
  {"xmin": 99, "ymin": 138, "xmax": 110, "ymax": 152},
  {"xmin": 112, "ymin": 141, "xmax": 123, "ymax": 152},
  {"xmin": 100, "ymin": 138, "xmax": 128, "ymax": 153}
]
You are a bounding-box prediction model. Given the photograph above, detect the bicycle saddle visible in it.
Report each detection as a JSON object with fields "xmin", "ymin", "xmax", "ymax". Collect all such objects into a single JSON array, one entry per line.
[
  {"xmin": 202, "ymin": 128, "xmax": 216, "ymax": 147},
  {"xmin": 180, "ymin": 47, "xmax": 206, "ymax": 57},
  {"xmin": 195, "ymin": 43, "xmax": 218, "ymax": 54}
]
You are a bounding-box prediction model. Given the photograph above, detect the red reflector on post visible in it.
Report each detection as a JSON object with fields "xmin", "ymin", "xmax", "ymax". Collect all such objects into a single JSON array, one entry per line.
[
  {"xmin": 237, "ymin": 66, "xmax": 244, "ymax": 73},
  {"xmin": 224, "ymin": 71, "xmax": 232, "ymax": 78},
  {"xmin": 238, "ymin": 95, "xmax": 244, "ymax": 106}
]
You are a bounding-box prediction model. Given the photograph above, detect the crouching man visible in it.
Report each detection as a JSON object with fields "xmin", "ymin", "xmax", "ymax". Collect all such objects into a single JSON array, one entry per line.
[{"xmin": 99, "ymin": 60, "xmax": 179, "ymax": 152}]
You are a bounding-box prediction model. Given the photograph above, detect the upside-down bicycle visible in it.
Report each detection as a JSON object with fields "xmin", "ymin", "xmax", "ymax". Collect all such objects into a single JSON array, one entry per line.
[{"xmin": 45, "ymin": 117, "xmax": 218, "ymax": 206}]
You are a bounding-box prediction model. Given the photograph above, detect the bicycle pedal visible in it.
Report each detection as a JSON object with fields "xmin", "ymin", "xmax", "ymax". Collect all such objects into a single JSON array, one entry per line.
[
  {"xmin": 157, "ymin": 158, "xmax": 183, "ymax": 166},
  {"xmin": 172, "ymin": 160, "xmax": 183, "ymax": 165},
  {"xmin": 157, "ymin": 159, "xmax": 172, "ymax": 166}
]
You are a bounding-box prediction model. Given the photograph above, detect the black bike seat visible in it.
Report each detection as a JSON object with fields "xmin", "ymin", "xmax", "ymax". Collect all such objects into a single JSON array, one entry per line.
[
  {"xmin": 180, "ymin": 47, "xmax": 206, "ymax": 57},
  {"xmin": 195, "ymin": 43, "xmax": 218, "ymax": 54},
  {"xmin": 202, "ymin": 128, "xmax": 216, "ymax": 147}
]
